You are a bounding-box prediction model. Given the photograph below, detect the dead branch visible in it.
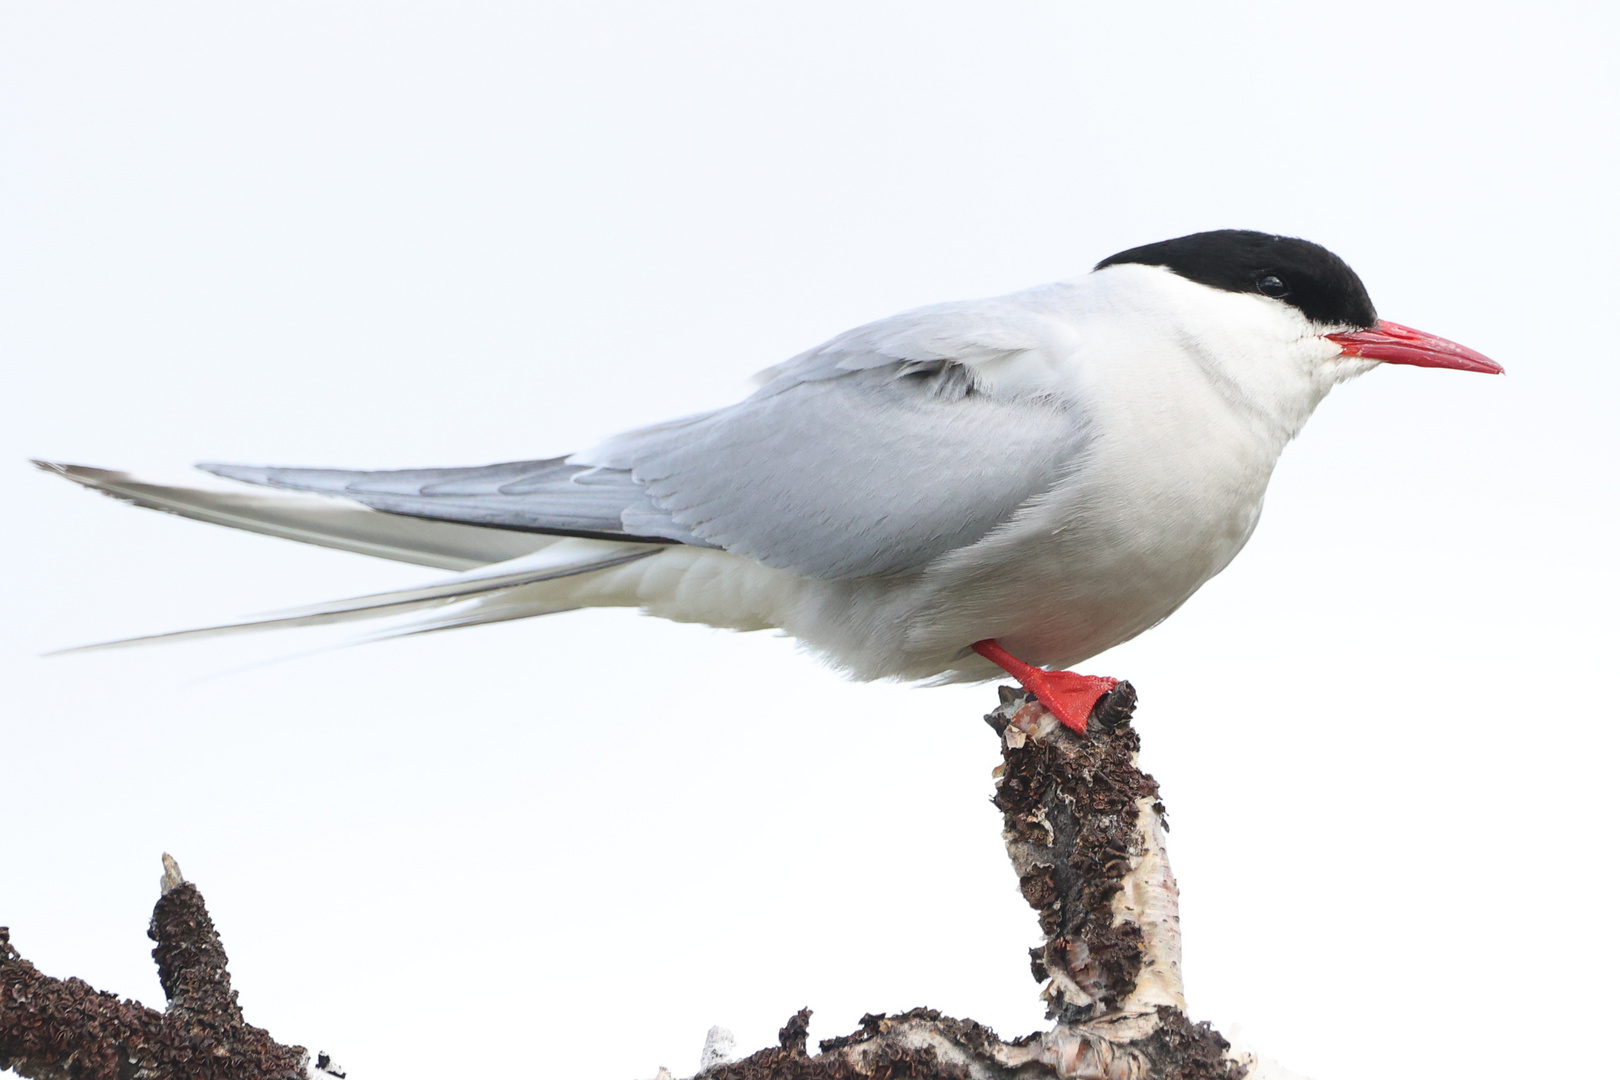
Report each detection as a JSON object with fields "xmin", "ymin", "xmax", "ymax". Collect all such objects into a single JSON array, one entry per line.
[
  {"xmin": 0, "ymin": 855, "xmax": 334, "ymax": 1080},
  {"xmin": 2, "ymin": 688, "xmax": 1303, "ymax": 1079},
  {"xmin": 681, "ymin": 687, "xmax": 1297, "ymax": 1080}
]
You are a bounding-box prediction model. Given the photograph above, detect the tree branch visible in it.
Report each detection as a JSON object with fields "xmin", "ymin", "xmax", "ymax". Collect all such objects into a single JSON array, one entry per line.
[
  {"xmin": 0, "ymin": 855, "xmax": 329, "ymax": 1080},
  {"xmin": 683, "ymin": 687, "xmax": 1297, "ymax": 1080},
  {"xmin": 2, "ymin": 689, "xmax": 1305, "ymax": 1079}
]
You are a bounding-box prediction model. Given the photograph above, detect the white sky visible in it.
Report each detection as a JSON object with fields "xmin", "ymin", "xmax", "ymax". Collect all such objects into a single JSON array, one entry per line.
[{"xmin": 2, "ymin": 3, "xmax": 1616, "ymax": 1078}]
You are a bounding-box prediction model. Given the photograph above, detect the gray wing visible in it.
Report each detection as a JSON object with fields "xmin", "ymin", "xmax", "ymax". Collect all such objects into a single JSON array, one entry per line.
[
  {"xmin": 205, "ymin": 294, "xmax": 1092, "ymax": 580},
  {"xmin": 580, "ymin": 365, "xmax": 1087, "ymax": 578},
  {"xmin": 198, "ymin": 456, "xmax": 687, "ymax": 544}
]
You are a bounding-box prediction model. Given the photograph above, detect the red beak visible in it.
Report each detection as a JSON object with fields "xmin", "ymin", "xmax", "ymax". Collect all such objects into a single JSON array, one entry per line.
[{"xmin": 1326, "ymin": 320, "xmax": 1504, "ymax": 375}]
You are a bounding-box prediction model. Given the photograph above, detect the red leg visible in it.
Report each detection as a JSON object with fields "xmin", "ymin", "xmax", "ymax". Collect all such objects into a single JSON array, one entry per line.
[{"xmin": 972, "ymin": 639, "xmax": 1118, "ymax": 735}]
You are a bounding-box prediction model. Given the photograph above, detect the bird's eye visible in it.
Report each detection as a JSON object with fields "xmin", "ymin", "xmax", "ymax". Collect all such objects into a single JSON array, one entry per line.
[{"xmin": 1256, "ymin": 275, "xmax": 1290, "ymax": 298}]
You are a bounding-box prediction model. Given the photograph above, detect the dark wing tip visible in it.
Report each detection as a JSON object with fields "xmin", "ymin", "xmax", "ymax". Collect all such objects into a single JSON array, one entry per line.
[{"xmin": 31, "ymin": 459, "xmax": 115, "ymax": 486}]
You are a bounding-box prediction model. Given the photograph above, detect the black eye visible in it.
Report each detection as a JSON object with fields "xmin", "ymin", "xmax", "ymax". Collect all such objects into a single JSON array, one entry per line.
[{"xmin": 1256, "ymin": 274, "xmax": 1290, "ymax": 298}]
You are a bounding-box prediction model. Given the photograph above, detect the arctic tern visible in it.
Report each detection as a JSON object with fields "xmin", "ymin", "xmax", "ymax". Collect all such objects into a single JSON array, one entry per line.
[{"xmin": 38, "ymin": 230, "xmax": 1502, "ymax": 732}]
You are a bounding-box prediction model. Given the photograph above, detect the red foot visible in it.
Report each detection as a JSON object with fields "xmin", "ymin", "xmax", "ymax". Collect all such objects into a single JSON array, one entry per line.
[{"xmin": 972, "ymin": 639, "xmax": 1118, "ymax": 735}]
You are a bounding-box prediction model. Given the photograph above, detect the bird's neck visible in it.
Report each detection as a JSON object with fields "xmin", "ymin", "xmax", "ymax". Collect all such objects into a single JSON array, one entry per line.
[{"xmin": 1062, "ymin": 266, "xmax": 1342, "ymax": 455}]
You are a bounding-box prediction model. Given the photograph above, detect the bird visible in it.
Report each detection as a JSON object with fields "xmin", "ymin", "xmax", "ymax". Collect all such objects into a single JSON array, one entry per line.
[{"xmin": 37, "ymin": 230, "xmax": 1502, "ymax": 733}]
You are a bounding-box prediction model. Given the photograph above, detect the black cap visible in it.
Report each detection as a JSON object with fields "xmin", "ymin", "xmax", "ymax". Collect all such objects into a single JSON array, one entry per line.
[{"xmin": 1097, "ymin": 230, "xmax": 1377, "ymax": 329}]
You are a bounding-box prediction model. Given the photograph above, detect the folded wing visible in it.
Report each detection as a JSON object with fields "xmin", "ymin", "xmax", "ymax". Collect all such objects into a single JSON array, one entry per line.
[
  {"xmin": 197, "ymin": 457, "xmax": 686, "ymax": 544},
  {"xmin": 196, "ymin": 292, "xmax": 1092, "ymax": 581}
]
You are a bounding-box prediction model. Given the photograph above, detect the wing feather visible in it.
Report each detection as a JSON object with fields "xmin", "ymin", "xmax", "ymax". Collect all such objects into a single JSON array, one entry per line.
[
  {"xmin": 182, "ymin": 288, "xmax": 1092, "ymax": 581},
  {"xmin": 34, "ymin": 461, "xmax": 549, "ymax": 569},
  {"xmin": 198, "ymin": 459, "xmax": 684, "ymax": 543},
  {"xmin": 583, "ymin": 290, "xmax": 1092, "ymax": 578}
]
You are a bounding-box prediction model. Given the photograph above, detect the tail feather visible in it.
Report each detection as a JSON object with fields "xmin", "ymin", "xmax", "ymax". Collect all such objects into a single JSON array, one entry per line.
[
  {"xmin": 350, "ymin": 595, "xmax": 583, "ymax": 646},
  {"xmin": 48, "ymin": 542, "xmax": 660, "ymax": 654}
]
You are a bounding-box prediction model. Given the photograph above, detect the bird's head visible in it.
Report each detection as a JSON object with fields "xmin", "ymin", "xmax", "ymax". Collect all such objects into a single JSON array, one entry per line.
[{"xmin": 1096, "ymin": 228, "xmax": 1502, "ymax": 381}]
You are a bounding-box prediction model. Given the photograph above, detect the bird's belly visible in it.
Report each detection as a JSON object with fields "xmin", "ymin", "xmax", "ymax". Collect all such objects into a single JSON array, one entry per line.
[
  {"xmin": 982, "ymin": 500, "xmax": 1259, "ymax": 666},
  {"xmin": 895, "ymin": 431, "xmax": 1277, "ymax": 678}
]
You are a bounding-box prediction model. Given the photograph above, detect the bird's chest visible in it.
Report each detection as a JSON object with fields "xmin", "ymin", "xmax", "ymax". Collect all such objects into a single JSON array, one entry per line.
[
  {"xmin": 1080, "ymin": 394, "xmax": 1277, "ymax": 569},
  {"xmin": 1051, "ymin": 333, "xmax": 1292, "ymax": 573},
  {"xmin": 925, "ymin": 387, "xmax": 1283, "ymax": 664}
]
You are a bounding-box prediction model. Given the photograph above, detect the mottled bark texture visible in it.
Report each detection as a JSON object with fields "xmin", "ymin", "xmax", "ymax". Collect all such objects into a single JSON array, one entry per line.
[
  {"xmin": 0, "ymin": 856, "xmax": 316, "ymax": 1080},
  {"xmin": 692, "ymin": 687, "xmax": 1259, "ymax": 1080}
]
